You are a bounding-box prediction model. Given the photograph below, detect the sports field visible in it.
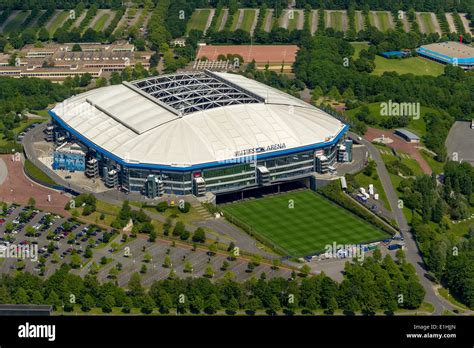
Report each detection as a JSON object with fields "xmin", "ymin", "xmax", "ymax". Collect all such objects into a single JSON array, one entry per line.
[{"xmin": 221, "ymin": 190, "xmax": 387, "ymax": 256}]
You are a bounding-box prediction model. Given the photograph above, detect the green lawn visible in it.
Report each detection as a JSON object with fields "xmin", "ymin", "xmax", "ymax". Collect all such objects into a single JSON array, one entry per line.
[
  {"xmin": 344, "ymin": 102, "xmax": 442, "ymax": 140},
  {"xmin": 354, "ymin": 168, "xmax": 391, "ymax": 211},
  {"xmin": 230, "ymin": 10, "xmax": 240, "ymax": 31},
  {"xmin": 3, "ymin": 11, "xmax": 29, "ymax": 33},
  {"xmin": 93, "ymin": 13, "xmax": 110, "ymax": 32},
  {"xmin": 419, "ymin": 12, "xmax": 436, "ymax": 33},
  {"xmin": 368, "ymin": 11, "xmax": 377, "ymax": 27},
  {"xmin": 286, "ymin": 10, "xmax": 300, "ymax": 31},
  {"xmin": 187, "ymin": 9, "xmax": 211, "ymax": 33},
  {"xmin": 24, "ymin": 159, "xmax": 57, "ymax": 186},
  {"xmin": 47, "ymin": 11, "xmax": 69, "ymax": 36},
  {"xmin": 239, "ymin": 9, "xmax": 257, "ymax": 32},
  {"xmin": 330, "ymin": 11, "xmax": 344, "ymax": 31},
  {"xmin": 351, "ymin": 42, "xmax": 370, "ymax": 58},
  {"xmin": 372, "ymin": 56, "xmax": 445, "ymax": 76},
  {"xmin": 261, "ymin": 9, "xmax": 272, "ymax": 31},
  {"xmin": 221, "ymin": 190, "xmax": 387, "ymax": 256},
  {"xmin": 213, "ymin": 9, "xmax": 226, "ymax": 31},
  {"xmin": 420, "ymin": 149, "xmax": 444, "ymax": 174},
  {"xmin": 376, "ymin": 11, "xmax": 392, "ymax": 32}
]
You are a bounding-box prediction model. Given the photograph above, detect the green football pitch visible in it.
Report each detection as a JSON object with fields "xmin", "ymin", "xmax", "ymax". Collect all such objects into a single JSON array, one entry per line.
[{"xmin": 221, "ymin": 190, "xmax": 388, "ymax": 257}]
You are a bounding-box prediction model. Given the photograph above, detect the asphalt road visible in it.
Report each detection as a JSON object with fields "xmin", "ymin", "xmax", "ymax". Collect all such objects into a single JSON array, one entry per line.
[{"xmin": 349, "ymin": 132, "xmax": 454, "ymax": 315}]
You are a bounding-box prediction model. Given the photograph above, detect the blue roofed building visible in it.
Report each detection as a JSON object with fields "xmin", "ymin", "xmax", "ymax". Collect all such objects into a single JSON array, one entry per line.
[{"xmin": 416, "ymin": 41, "xmax": 474, "ymax": 70}]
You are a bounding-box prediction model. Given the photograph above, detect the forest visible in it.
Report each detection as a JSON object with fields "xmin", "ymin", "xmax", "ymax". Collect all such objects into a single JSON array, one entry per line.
[
  {"xmin": 292, "ymin": 36, "xmax": 473, "ymax": 160},
  {"xmin": 397, "ymin": 161, "xmax": 474, "ymax": 308},
  {"xmin": 0, "ymin": 250, "xmax": 425, "ymax": 315}
]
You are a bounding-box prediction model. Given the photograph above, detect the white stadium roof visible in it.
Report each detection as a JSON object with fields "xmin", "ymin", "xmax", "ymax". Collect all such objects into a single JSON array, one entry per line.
[{"xmin": 51, "ymin": 71, "xmax": 346, "ymax": 169}]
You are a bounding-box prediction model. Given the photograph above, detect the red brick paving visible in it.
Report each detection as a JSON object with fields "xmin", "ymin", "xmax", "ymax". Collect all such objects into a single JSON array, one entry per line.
[
  {"xmin": 0, "ymin": 155, "xmax": 70, "ymax": 215},
  {"xmin": 364, "ymin": 128, "xmax": 432, "ymax": 175}
]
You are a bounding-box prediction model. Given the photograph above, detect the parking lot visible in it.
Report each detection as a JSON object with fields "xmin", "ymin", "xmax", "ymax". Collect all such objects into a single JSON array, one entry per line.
[
  {"xmin": 446, "ymin": 121, "xmax": 474, "ymax": 165},
  {"xmin": 0, "ymin": 204, "xmax": 292, "ymax": 284}
]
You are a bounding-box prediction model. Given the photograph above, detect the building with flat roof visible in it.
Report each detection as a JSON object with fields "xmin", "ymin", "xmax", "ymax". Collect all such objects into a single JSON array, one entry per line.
[
  {"xmin": 416, "ymin": 41, "xmax": 474, "ymax": 69},
  {"xmin": 395, "ymin": 129, "xmax": 420, "ymax": 143},
  {"xmin": 0, "ymin": 304, "xmax": 52, "ymax": 316},
  {"xmin": 0, "ymin": 42, "xmax": 153, "ymax": 81},
  {"xmin": 49, "ymin": 71, "xmax": 350, "ymax": 197}
]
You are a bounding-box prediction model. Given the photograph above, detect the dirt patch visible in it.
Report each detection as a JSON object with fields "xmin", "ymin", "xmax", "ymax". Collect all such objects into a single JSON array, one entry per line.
[{"xmin": 311, "ymin": 10, "xmax": 318, "ymax": 34}]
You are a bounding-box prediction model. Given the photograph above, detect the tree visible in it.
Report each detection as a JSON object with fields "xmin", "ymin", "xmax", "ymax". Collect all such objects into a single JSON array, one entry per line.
[
  {"xmin": 192, "ymin": 227, "xmax": 206, "ymax": 243},
  {"xmin": 204, "ymin": 265, "xmax": 215, "ymax": 278},
  {"xmin": 163, "ymin": 255, "xmax": 172, "ymax": 268},
  {"xmin": 102, "ymin": 295, "xmax": 115, "ymax": 313},
  {"xmin": 326, "ymin": 297, "xmax": 338, "ymax": 314},
  {"xmin": 72, "ymin": 43, "xmax": 82, "ymax": 52},
  {"xmin": 299, "ymin": 264, "xmax": 311, "ymax": 277},
  {"xmin": 127, "ymin": 272, "xmax": 144, "ymax": 298},
  {"xmin": 122, "ymin": 297, "xmax": 133, "ymax": 313},
  {"xmin": 190, "ymin": 295, "xmax": 204, "ymax": 314},
  {"xmin": 149, "ymin": 229, "xmax": 157, "ymax": 242},
  {"xmin": 226, "ymin": 296, "xmax": 239, "ymax": 315},
  {"xmin": 208, "ymin": 243, "xmax": 218, "ymax": 256},
  {"xmin": 184, "ymin": 261, "xmax": 193, "ymax": 273},
  {"xmin": 305, "ymin": 295, "xmax": 319, "ymax": 314},
  {"xmin": 246, "ymin": 297, "xmax": 261, "ymax": 315},
  {"xmin": 38, "ymin": 27, "xmax": 50, "ymax": 42},
  {"xmin": 158, "ymin": 290, "xmax": 172, "ymax": 314},
  {"xmin": 267, "ymin": 295, "xmax": 281, "ymax": 315},
  {"xmin": 272, "ymin": 259, "xmax": 281, "ymax": 270},
  {"xmin": 81, "ymin": 294, "xmax": 94, "ymax": 312},
  {"xmin": 140, "ymin": 264, "xmax": 147, "ymax": 274},
  {"xmin": 205, "ymin": 294, "xmax": 221, "ymax": 314},
  {"xmin": 27, "ymin": 197, "xmax": 35, "ymax": 208},
  {"xmin": 141, "ymin": 295, "xmax": 155, "ymax": 314},
  {"xmin": 172, "ymin": 221, "xmax": 185, "ymax": 237},
  {"xmin": 47, "ymin": 291, "xmax": 61, "ymax": 310}
]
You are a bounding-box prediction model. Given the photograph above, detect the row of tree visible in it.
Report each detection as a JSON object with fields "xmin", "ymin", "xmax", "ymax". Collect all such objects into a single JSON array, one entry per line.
[{"xmin": 0, "ymin": 250, "xmax": 425, "ymax": 315}]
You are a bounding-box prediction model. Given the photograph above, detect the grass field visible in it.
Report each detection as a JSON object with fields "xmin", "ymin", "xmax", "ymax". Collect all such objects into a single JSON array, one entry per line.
[
  {"xmin": 230, "ymin": 10, "xmax": 240, "ymax": 31},
  {"xmin": 419, "ymin": 12, "xmax": 436, "ymax": 33},
  {"xmin": 187, "ymin": 9, "xmax": 211, "ymax": 33},
  {"xmin": 286, "ymin": 10, "xmax": 300, "ymax": 31},
  {"xmin": 330, "ymin": 11, "xmax": 344, "ymax": 31},
  {"xmin": 262, "ymin": 9, "xmax": 272, "ymax": 31},
  {"xmin": 353, "ymin": 167, "xmax": 391, "ymax": 210},
  {"xmin": 239, "ymin": 9, "xmax": 256, "ymax": 32},
  {"xmin": 376, "ymin": 11, "xmax": 392, "ymax": 32},
  {"xmin": 3, "ymin": 11, "xmax": 29, "ymax": 33},
  {"xmin": 47, "ymin": 11, "xmax": 69, "ymax": 35},
  {"xmin": 93, "ymin": 13, "xmax": 110, "ymax": 31},
  {"xmin": 212, "ymin": 9, "xmax": 226, "ymax": 31},
  {"xmin": 345, "ymin": 102, "xmax": 442, "ymax": 140},
  {"xmin": 372, "ymin": 56, "xmax": 445, "ymax": 76},
  {"xmin": 221, "ymin": 190, "xmax": 387, "ymax": 256},
  {"xmin": 24, "ymin": 159, "xmax": 56, "ymax": 186}
]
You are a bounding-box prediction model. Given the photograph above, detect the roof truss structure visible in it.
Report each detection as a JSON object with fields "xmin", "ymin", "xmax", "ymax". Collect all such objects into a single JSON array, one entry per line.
[{"xmin": 129, "ymin": 70, "xmax": 265, "ymax": 116}]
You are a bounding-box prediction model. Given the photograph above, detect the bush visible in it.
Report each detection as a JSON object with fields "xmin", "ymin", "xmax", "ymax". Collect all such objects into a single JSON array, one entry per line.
[
  {"xmin": 156, "ymin": 201, "xmax": 169, "ymax": 212},
  {"xmin": 192, "ymin": 228, "xmax": 206, "ymax": 243},
  {"xmin": 178, "ymin": 201, "xmax": 191, "ymax": 213}
]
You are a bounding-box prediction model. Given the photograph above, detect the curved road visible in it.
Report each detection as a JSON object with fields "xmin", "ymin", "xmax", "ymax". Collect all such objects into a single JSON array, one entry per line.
[{"xmin": 349, "ymin": 132, "xmax": 454, "ymax": 315}]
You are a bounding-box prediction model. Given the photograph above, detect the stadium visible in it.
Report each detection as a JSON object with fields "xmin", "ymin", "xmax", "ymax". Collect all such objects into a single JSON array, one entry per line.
[
  {"xmin": 416, "ymin": 41, "xmax": 474, "ymax": 69},
  {"xmin": 48, "ymin": 70, "xmax": 350, "ymax": 198}
]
